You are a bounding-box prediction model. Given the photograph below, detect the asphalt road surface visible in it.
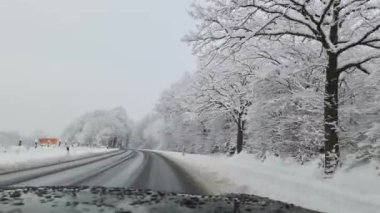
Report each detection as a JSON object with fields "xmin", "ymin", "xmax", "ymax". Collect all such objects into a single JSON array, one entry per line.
[{"xmin": 0, "ymin": 150, "xmax": 207, "ymax": 194}]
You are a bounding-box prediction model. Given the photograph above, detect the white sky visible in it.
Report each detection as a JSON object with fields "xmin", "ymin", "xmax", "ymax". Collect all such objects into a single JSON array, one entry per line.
[{"xmin": 0, "ymin": 0, "xmax": 196, "ymax": 136}]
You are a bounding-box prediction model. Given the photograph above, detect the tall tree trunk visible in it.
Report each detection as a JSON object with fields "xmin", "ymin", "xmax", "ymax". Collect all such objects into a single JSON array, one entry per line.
[
  {"xmin": 324, "ymin": 0, "xmax": 341, "ymax": 174},
  {"xmin": 236, "ymin": 118, "xmax": 244, "ymax": 154},
  {"xmin": 324, "ymin": 53, "xmax": 340, "ymax": 174}
]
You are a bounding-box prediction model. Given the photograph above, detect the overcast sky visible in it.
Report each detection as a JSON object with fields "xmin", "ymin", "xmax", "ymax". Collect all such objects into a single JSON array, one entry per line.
[{"xmin": 0, "ymin": 0, "xmax": 196, "ymax": 136}]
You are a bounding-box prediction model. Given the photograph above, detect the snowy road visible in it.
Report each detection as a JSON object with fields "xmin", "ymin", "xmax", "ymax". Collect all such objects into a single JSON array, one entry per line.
[
  {"xmin": 0, "ymin": 150, "xmax": 207, "ymax": 195},
  {"xmin": 0, "ymin": 149, "xmax": 319, "ymax": 212}
]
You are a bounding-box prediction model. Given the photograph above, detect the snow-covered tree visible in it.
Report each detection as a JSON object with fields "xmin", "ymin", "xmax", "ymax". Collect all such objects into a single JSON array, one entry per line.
[
  {"xmin": 185, "ymin": 0, "xmax": 380, "ymax": 173},
  {"xmin": 339, "ymin": 69, "xmax": 380, "ymax": 163},
  {"xmin": 155, "ymin": 73, "xmax": 208, "ymax": 152},
  {"xmin": 130, "ymin": 114, "xmax": 167, "ymax": 150},
  {"xmin": 152, "ymin": 71, "xmax": 236, "ymax": 154},
  {"xmin": 191, "ymin": 57, "xmax": 255, "ymax": 153},
  {"xmin": 62, "ymin": 107, "xmax": 132, "ymax": 148}
]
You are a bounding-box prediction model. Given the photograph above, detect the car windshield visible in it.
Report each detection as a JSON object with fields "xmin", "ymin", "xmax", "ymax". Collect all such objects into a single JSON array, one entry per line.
[{"xmin": 1, "ymin": 1, "xmax": 380, "ymax": 213}]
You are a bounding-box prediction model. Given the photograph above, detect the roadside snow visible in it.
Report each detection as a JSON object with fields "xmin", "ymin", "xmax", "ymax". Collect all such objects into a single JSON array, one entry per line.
[
  {"xmin": 158, "ymin": 151, "xmax": 380, "ymax": 213},
  {"xmin": 0, "ymin": 146, "xmax": 117, "ymax": 173}
]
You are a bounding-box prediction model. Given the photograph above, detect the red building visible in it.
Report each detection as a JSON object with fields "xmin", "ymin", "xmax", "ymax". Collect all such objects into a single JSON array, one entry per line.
[{"xmin": 39, "ymin": 138, "xmax": 59, "ymax": 146}]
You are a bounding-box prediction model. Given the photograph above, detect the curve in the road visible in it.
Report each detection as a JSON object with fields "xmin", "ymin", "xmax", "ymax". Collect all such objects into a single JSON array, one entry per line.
[{"xmin": 2, "ymin": 149, "xmax": 209, "ymax": 196}]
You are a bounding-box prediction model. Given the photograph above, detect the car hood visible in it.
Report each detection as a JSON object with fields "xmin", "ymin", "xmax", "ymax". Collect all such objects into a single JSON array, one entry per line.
[{"xmin": 0, "ymin": 186, "xmax": 318, "ymax": 213}]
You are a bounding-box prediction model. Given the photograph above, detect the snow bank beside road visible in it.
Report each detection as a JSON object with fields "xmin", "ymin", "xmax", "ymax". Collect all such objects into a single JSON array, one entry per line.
[
  {"xmin": 0, "ymin": 146, "xmax": 117, "ymax": 173},
  {"xmin": 158, "ymin": 151, "xmax": 380, "ymax": 213}
]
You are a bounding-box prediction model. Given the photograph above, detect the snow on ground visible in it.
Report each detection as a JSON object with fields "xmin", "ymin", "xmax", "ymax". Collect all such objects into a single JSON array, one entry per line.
[
  {"xmin": 0, "ymin": 146, "xmax": 117, "ymax": 173},
  {"xmin": 158, "ymin": 150, "xmax": 380, "ymax": 213}
]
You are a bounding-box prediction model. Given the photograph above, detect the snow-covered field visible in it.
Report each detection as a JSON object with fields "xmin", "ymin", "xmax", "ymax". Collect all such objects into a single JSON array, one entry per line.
[
  {"xmin": 158, "ymin": 151, "xmax": 380, "ymax": 213},
  {"xmin": 0, "ymin": 146, "xmax": 117, "ymax": 173}
]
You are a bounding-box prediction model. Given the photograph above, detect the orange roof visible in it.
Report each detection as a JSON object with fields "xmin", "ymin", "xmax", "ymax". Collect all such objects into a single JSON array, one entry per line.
[{"xmin": 39, "ymin": 138, "xmax": 59, "ymax": 145}]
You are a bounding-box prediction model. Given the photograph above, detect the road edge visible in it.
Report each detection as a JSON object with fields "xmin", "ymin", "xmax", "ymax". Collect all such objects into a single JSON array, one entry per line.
[{"xmin": 150, "ymin": 150, "xmax": 215, "ymax": 195}]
